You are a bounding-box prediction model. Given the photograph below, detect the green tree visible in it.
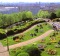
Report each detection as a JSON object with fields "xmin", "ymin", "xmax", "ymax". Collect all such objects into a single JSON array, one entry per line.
[
  {"xmin": 0, "ymin": 18, "xmax": 3, "ymax": 27},
  {"xmin": 6, "ymin": 15, "xmax": 14, "ymax": 25},
  {"xmin": 37, "ymin": 10, "xmax": 49, "ymax": 18},
  {"xmin": 0, "ymin": 14, "xmax": 8, "ymax": 27},
  {"xmin": 49, "ymin": 12, "xmax": 57, "ymax": 20},
  {"xmin": 26, "ymin": 11, "xmax": 33, "ymax": 20},
  {"xmin": 18, "ymin": 12, "xmax": 23, "ymax": 21},
  {"xmin": 55, "ymin": 9, "xmax": 60, "ymax": 18},
  {"xmin": 22, "ymin": 11, "xmax": 27, "ymax": 21}
]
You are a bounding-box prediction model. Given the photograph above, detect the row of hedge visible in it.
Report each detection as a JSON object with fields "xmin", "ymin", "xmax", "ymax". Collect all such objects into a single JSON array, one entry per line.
[
  {"xmin": 0, "ymin": 20, "xmax": 45, "ymax": 40},
  {"xmin": 7, "ymin": 20, "xmax": 45, "ymax": 36}
]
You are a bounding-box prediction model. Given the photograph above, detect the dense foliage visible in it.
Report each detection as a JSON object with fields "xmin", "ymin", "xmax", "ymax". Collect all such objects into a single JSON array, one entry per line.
[
  {"xmin": 10, "ymin": 45, "xmax": 41, "ymax": 56},
  {"xmin": 0, "ymin": 11, "xmax": 33, "ymax": 28},
  {"xmin": 26, "ymin": 46, "xmax": 41, "ymax": 56},
  {"xmin": 55, "ymin": 9, "xmax": 60, "ymax": 18},
  {"xmin": 49, "ymin": 12, "xmax": 57, "ymax": 20},
  {"xmin": 0, "ymin": 9, "xmax": 60, "ymax": 28},
  {"xmin": 37, "ymin": 10, "xmax": 50, "ymax": 18}
]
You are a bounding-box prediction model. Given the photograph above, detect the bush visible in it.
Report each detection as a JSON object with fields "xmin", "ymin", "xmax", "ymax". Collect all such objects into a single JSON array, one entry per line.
[
  {"xmin": 0, "ymin": 33, "xmax": 6, "ymax": 40},
  {"xmin": 13, "ymin": 36, "xmax": 19, "ymax": 40},
  {"xmin": 26, "ymin": 46, "xmax": 41, "ymax": 56},
  {"xmin": 49, "ymin": 12, "xmax": 57, "ymax": 20},
  {"xmin": 17, "ymin": 52, "xmax": 29, "ymax": 56},
  {"xmin": 7, "ymin": 30, "xmax": 14, "ymax": 36}
]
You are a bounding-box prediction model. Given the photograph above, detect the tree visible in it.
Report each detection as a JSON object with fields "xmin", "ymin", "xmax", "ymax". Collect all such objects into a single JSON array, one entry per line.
[
  {"xmin": 55, "ymin": 9, "xmax": 60, "ymax": 18},
  {"xmin": 0, "ymin": 17, "xmax": 3, "ymax": 27},
  {"xmin": 37, "ymin": 10, "xmax": 49, "ymax": 18},
  {"xmin": 21, "ymin": 11, "xmax": 27, "ymax": 21},
  {"xmin": 0, "ymin": 14, "xmax": 8, "ymax": 27},
  {"xmin": 18, "ymin": 12, "xmax": 23, "ymax": 21},
  {"xmin": 26, "ymin": 11, "xmax": 33, "ymax": 20},
  {"xmin": 49, "ymin": 12, "xmax": 57, "ymax": 20}
]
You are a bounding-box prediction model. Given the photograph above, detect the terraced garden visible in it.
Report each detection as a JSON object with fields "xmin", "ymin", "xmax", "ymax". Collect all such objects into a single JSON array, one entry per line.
[
  {"xmin": 10, "ymin": 31, "xmax": 60, "ymax": 56},
  {"xmin": 0, "ymin": 22, "xmax": 52, "ymax": 46}
]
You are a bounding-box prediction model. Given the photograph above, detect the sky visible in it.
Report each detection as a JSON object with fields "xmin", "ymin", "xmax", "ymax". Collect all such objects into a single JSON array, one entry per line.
[{"xmin": 0, "ymin": 0, "xmax": 60, "ymax": 3}]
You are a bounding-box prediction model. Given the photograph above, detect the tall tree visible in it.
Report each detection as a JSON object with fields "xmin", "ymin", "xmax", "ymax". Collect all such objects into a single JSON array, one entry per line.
[
  {"xmin": 37, "ymin": 10, "xmax": 49, "ymax": 18},
  {"xmin": 22, "ymin": 11, "xmax": 27, "ymax": 21},
  {"xmin": 55, "ymin": 9, "xmax": 60, "ymax": 18},
  {"xmin": 26, "ymin": 11, "xmax": 33, "ymax": 20}
]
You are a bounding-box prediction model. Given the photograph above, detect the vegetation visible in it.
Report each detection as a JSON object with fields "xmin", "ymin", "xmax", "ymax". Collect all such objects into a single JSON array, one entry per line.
[
  {"xmin": 0, "ymin": 11, "xmax": 33, "ymax": 28},
  {"xmin": 55, "ymin": 9, "xmax": 60, "ymax": 18},
  {"xmin": 0, "ymin": 22, "xmax": 52, "ymax": 46},
  {"xmin": 0, "ymin": 9, "xmax": 60, "ymax": 56},
  {"xmin": 0, "ymin": 10, "xmax": 60, "ymax": 28},
  {"xmin": 49, "ymin": 12, "xmax": 57, "ymax": 20},
  {"xmin": 37, "ymin": 10, "xmax": 50, "ymax": 18},
  {"xmin": 10, "ymin": 44, "xmax": 41, "ymax": 56},
  {"xmin": 10, "ymin": 31, "xmax": 60, "ymax": 56}
]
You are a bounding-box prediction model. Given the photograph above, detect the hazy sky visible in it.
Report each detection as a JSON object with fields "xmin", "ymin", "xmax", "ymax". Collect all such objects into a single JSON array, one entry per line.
[{"xmin": 0, "ymin": 0, "xmax": 60, "ymax": 3}]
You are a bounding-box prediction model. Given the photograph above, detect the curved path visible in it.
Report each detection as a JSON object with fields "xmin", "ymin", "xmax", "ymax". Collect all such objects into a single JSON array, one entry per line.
[{"xmin": 4, "ymin": 30, "xmax": 54, "ymax": 49}]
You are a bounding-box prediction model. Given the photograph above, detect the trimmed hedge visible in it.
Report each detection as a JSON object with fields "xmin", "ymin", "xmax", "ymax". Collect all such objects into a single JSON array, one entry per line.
[
  {"xmin": 0, "ymin": 33, "xmax": 6, "ymax": 40},
  {"xmin": 7, "ymin": 20, "xmax": 45, "ymax": 36},
  {"xmin": 0, "ymin": 20, "xmax": 45, "ymax": 40}
]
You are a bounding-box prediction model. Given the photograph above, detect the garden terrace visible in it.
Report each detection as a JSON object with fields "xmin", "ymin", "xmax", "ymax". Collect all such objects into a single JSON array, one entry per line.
[
  {"xmin": 7, "ymin": 20, "xmax": 45, "ymax": 36},
  {"xmin": 0, "ymin": 19, "xmax": 45, "ymax": 40},
  {"xmin": 9, "ymin": 31, "xmax": 60, "ymax": 56},
  {"xmin": 0, "ymin": 22, "xmax": 52, "ymax": 46}
]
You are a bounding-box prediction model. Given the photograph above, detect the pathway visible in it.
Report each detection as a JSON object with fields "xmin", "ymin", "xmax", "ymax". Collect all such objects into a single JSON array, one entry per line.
[
  {"xmin": 0, "ymin": 43, "xmax": 9, "ymax": 56},
  {"xmin": 4, "ymin": 30, "xmax": 54, "ymax": 49}
]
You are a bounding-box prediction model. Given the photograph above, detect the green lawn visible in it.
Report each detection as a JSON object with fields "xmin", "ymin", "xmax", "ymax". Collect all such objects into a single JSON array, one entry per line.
[
  {"xmin": 41, "ymin": 31, "xmax": 60, "ymax": 56},
  {"xmin": 0, "ymin": 22, "xmax": 52, "ymax": 46},
  {"xmin": 10, "ymin": 31, "xmax": 60, "ymax": 56}
]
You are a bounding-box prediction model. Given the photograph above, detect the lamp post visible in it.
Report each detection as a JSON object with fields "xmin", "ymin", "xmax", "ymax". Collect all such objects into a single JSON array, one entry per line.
[{"xmin": 5, "ymin": 30, "xmax": 9, "ymax": 54}]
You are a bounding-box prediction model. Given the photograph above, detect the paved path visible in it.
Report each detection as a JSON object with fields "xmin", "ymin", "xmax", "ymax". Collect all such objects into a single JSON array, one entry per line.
[
  {"xmin": 4, "ymin": 30, "xmax": 54, "ymax": 49},
  {"xmin": 0, "ymin": 43, "xmax": 9, "ymax": 56}
]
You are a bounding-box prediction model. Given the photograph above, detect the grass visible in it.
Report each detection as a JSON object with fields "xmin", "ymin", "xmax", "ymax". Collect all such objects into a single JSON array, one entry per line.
[
  {"xmin": 9, "ymin": 31, "xmax": 60, "ymax": 56},
  {"xmin": 0, "ymin": 29, "xmax": 5, "ymax": 33},
  {"xmin": 0, "ymin": 22, "xmax": 52, "ymax": 46},
  {"xmin": 41, "ymin": 31, "xmax": 60, "ymax": 56}
]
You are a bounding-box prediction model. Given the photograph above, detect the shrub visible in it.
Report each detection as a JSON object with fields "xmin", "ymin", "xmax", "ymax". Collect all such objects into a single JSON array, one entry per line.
[
  {"xmin": 17, "ymin": 52, "xmax": 29, "ymax": 56},
  {"xmin": 0, "ymin": 33, "xmax": 6, "ymax": 40},
  {"xmin": 7, "ymin": 30, "xmax": 14, "ymax": 36},
  {"xmin": 6, "ymin": 20, "xmax": 45, "ymax": 36},
  {"xmin": 26, "ymin": 46, "xmax": 41, "ymax": 56},
  {"xmin": 49, "ymin": 12, "xmax": 57, "ymax": 20}
]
